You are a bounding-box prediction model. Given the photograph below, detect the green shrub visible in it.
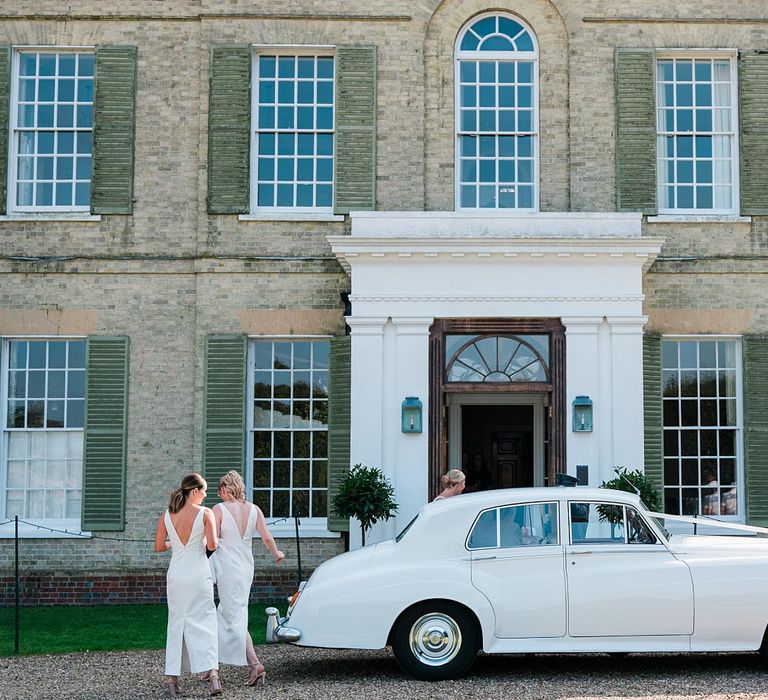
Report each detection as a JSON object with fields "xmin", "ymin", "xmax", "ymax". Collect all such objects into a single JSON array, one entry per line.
[
  {"xmin": 332, "ymin": 464, "xmax": 398, "ymax": 546},
  {"xmin": 600, "ymin": 466, "xmax": 663, "ymax": 512}
]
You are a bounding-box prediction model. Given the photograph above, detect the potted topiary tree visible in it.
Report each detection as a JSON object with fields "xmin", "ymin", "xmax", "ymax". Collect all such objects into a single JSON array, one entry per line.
[
  {"xmin": 600, "ymin": 466, "xmax": 662, "ymax": 512},
  {"xmin": 332, "ymin": 464, "xmax": 398, "ymax": 546}
]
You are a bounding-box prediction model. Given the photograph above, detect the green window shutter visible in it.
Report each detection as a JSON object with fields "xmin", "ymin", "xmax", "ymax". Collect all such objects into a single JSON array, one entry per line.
[
  {"xmin": 743, "ymin": 336, "xmax": 768, "ymax": 526},
  {"xmin": 327, "ymin": 335, "xmax": 351, "ymax": 531},
  {"xmin": 0, "ymin": 46, "xmax": 10, "ymax": 215},
  {"xmin": 203, "ymin": 335, "xmax": 247, "ymax": 494},
  {"xmin": 642, "ymin": 333, "xmax": 663, "ymax": 492},
  {"xmin": 92, "ymin": 46, "xmax": 137, "ymax": 215},
  {"xmin": 739, "ymin": 52, "xmax": 768, "ymax": 215},
  {"xmin": 615, "ymin": 49, "xmax": 657, "ymax": 214},
  {"xmin": 207, "ymin": 45, "xmax": 251, "ymax": 214},
  {"xmin": 82, "ymin": 336, "xmax": 130, "ymax": 531},
  {"xmin": 334, "ymin": 46, "xmax": 377, "ymax": 215}
]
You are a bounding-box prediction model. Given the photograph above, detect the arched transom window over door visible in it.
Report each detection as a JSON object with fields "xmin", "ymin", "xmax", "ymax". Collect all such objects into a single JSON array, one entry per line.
[
  {"xmin": 455, "ymin": 13, "xmax": 539, "ymax": 210},
  {"xmin": 446, "ymin": 334, "xmax": 550, "ymax": 383}
]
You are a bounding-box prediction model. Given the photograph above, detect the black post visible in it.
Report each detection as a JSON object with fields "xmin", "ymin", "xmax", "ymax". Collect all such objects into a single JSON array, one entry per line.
[
  {"xmin": 14, "ymin": 515, "xmax": 20, "ymax": 655},
  {"xmin": 294, "ymin": 516, "xmax": 302, "ymax": 588}
]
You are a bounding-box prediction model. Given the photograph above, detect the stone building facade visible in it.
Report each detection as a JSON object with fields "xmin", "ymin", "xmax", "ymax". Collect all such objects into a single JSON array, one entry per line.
[{"xmin": 0, "ymin": 1, "xmax": 766, "ymax": 604}]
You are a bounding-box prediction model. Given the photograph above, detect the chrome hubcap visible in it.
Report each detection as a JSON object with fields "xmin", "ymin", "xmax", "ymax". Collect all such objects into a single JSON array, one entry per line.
[{"xmin": 409, "ymin": 613, "xmax": 462, "ymax": 666}]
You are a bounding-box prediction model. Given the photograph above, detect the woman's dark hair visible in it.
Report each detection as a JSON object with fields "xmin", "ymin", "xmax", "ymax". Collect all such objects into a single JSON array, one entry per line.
[{"xmin": 168, "ymin": 473, "xmax": 206, "ymax": 513}]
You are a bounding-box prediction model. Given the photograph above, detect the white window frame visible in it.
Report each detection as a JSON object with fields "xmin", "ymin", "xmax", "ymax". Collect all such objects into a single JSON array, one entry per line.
[
  {"xmin": 655, "ymin": 49, "xmax": 740, "ymax": 216},
  {"xmin": 454, "ymin": 12, "xmax": 540, "ymax": 212},
  {"xmin": 245, "ymin": 335, "xmax": 338, "ymax": 538},
  {"xmin": 7, "ymin": 46, "xmax": 96, "ymax": 215},
  {"xmin": 660, "ymin": 334, "xmax": 745, "ymax": 524},
  {"xmin": 249, "ymin": 45, "xmax": 337, "ymax": 218},
  {"xmin": 0, "ymin": 335, "xmax": 89, "ymax": 539}
]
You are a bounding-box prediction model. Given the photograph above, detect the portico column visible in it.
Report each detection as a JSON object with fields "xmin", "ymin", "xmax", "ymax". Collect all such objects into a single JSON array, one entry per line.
[
  {"xmin": 608, "ymin": 316, "xmax": 648, "ymax": 472},
  {"xmin": 392, "ymin": 318, "xmax": 433, "ymax": 530},
  {"xmin": 346, "ymin": 315, "xmax": 387, "ymax": 485},
  {"xmin": 562, "ymin": 317, "xmax": 603, "ymax": 485}
]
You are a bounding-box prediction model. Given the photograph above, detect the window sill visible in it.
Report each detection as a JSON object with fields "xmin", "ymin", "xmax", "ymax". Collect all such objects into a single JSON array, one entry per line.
[
  {"xmin": 0, "ymin": 213, "xmax": 102, "ymax": 222},
  {"xmin": 647, "ymin": 214, "xmax": 751, "ymax": 223},
  {"xmin": 239, "ymin": 213, "xmax": 345, "ymax": 222},
  {"xmin": 0, "ymin": 520, "xmax": 90, "ymax": 539}
]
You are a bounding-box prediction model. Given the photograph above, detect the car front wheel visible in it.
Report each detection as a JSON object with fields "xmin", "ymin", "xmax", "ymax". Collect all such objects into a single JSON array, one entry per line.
[{"xmin": 391, "ymin": 601, "xmax": 479, "ymax": 681}]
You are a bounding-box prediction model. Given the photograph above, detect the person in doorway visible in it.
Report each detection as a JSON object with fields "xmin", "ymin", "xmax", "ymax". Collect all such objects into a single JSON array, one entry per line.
[
  {"xmin": 434, "ymin": 469, "xmax": 466, "ymax": 500},
  {"xmin": 154, "ymin": 473, "xmax": 221, "ymax": 697},
  {"xmin": 209, "ymin": 470, "xmax": 285, "ymax": 686},
  {"xmin": 464, "ymin": 452, "xmax": 492, "ymax": 493}
]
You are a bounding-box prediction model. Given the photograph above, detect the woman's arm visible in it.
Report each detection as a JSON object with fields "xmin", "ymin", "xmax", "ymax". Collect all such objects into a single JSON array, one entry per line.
[
  {"xmin": 212, "ymin": 503, "xmax": 223, "ymax": 537},
  {"xmin": 203, "ymin": 507, "xmax": 218, "ymax": 551},
  {"xmin": 154, "ymin": 514, "xmax": 170, "ymax": 553},
  {"xmin": 255, "ymin": 507, "xmax": 285, "ymax": 563}
]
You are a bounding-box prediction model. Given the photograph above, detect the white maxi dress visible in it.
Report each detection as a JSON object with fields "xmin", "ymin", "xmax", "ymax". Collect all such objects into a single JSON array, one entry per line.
[
  {"xmin": 212, "ymin": 503, "xmax": 258, "ymax": 665},
  {"xmin": 164, "ymin": 508, "xmax": 219, "ymax": 675}
]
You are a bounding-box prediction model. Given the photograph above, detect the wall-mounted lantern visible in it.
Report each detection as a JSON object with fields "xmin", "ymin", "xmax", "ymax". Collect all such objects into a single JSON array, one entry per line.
[
  {"xmin": 572, "ymin": 395, "xmax": 593, "ymax": 432},
  {"xmin": 401, "ymin": 396, "xmax": 423, "ymax": 433}
]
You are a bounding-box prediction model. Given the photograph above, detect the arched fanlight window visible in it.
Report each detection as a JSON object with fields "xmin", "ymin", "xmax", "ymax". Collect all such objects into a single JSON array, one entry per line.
[
  {"xmin": 446, "ymin": 335, "xmax": 549, "ymax": 383},
  {"xmin": 455, "ymin": 13, "xmax": 538, "ymax": 210}
]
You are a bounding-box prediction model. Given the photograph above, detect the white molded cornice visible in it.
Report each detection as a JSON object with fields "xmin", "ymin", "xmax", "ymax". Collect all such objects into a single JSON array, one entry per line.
[{"xmin": 328, "ymin": 236, "xmax": 664, "ymax": 273}]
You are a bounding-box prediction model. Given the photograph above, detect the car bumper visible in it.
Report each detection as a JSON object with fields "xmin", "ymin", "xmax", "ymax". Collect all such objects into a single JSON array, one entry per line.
[{"xmin": 265, "ymin": 606, "xmax": 302, "ymax": 643}]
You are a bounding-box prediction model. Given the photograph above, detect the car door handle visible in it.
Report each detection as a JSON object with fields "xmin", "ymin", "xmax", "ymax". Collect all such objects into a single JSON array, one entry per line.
[
  {"xmin": 570, "ymin": 551, "xmax": 593, "ymax": 555},
  {"xmin": 473, "ymin": 555, "xmax": 497, "ymax": 561}
]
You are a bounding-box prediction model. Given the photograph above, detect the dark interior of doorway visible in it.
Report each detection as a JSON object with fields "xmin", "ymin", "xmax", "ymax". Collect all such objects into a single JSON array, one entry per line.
[{"xmin": 462, "ymin": 404, "xmax": 534, "ymax": 490}]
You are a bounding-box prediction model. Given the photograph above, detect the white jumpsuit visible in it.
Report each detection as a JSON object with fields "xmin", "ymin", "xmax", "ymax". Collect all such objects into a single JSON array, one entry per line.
[
  {"xmin": 211, "ymin": 503, "xmax": 258, "ymax": 665},
  {"xmin": 164, "ymin": 508, "xmax": 219, "ymax": 675}
]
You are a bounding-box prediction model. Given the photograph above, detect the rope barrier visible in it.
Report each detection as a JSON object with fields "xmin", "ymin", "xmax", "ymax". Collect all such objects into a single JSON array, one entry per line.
[{"xmin": 7, "ymin": 515, "xmax": 297, "ymax": 543}]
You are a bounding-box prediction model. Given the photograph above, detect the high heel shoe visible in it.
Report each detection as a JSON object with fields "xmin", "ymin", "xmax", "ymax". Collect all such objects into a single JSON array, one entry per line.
[
  {"xmin": 246, "ymin": 661, "xmax": 267, "ymax": 686},
  {"xmin": 209, "ymin": 670, "xmax": 223, "ymax": 696},
  {"xmin": 164, "ymin": 678, "xmax": 180, "ymax": 698}
]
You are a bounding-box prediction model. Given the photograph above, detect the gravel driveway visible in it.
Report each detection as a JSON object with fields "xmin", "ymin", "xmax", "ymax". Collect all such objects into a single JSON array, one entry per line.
[{"xmin": 1, "ymin": 646, "xmax": 767, "ymax": 700}]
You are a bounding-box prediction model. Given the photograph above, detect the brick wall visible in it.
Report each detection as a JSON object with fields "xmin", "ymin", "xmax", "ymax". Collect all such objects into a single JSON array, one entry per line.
[{"xmin": 0, "ymin": 569, "xmax": 304, "ymax": 606}]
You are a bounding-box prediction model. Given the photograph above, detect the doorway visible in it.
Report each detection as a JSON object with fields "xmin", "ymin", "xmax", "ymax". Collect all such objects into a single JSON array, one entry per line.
[
  {"xmin": 429, "ymin": 318, "xmax": 565, "ymax": 500},
  {"xmin": 448, "ymin": 395, "xmax": 546, "ymax": 489}
]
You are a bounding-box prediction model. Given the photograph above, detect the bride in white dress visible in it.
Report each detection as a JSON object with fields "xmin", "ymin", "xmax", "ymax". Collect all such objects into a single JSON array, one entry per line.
[
  {"xmin": 154, "ymin": 473, "xmax": 222, "ymax": 697},
  {"xmin": 211, "ymin": 470, "xmax": 284, "ymax": 685}
]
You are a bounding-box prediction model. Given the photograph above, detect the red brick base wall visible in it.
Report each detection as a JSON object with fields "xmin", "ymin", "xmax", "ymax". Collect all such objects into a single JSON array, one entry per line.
[{"xmin": 0, "ymin": 570, "xmax": 305, "ymax": 606}]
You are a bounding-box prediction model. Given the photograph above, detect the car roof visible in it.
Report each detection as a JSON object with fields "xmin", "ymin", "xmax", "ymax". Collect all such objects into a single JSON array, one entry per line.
[{"xmin": 422, "ymin": 486, "xmax": 643, "ymax": 516}]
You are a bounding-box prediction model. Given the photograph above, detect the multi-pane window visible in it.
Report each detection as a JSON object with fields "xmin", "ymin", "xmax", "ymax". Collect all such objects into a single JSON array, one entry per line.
[
  {"xmin": 456, "ymin": 14, "xmax": 538, "ymax": 210},
  {"xmin": 250, "ymin": 340, "xmax": 329, "ymax": 519},
  {"xmin": 656, "ymin": 55, "xmax": 737, "ymax": 212},
  {"xmin": 10, "ymin": 50, "xmax": 94, "ymax": 211},
  {"xmin": 662, "ymin": 338, "xmax": 741, "ymax": 517},
  {"xmin": 2, "ymin": 340, "xmax": 86, "ymax": 522},
  {"xmin": 252, "ymin": 51, "xmax": 335, "ymax": 211}
]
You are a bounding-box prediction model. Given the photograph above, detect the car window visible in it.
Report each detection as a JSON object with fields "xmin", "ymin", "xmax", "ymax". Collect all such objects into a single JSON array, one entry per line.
[
  {"xmin": 626, "ymin": 506, "xmax": 657, "ymax": 544},
  {"xmin": 468, "ymin": 509, "xmax": 498, "ymax": 549},
  {"xmin": 499, "ymin": 503, "xmax": 559, "ymax": 547},
  {"xmin": 570, "ymin": 502, "xmax": 626, "ymax": 544},
  {"xmin": 468, "ymin": 502, "xmax": 559, "ymax": 550}
]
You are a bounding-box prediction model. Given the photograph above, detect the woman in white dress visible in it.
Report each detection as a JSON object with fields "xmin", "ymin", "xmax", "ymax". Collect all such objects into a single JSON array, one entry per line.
[
  {"xmin": 211, "ymin": 470, "xmax": 284, "ymax": 686},
  {"xmin": 154, "ymin": 473, "xmax": 222, "ymax": 697}
]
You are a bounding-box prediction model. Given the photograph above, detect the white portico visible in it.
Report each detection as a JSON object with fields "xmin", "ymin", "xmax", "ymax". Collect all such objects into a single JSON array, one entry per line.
[{"xmin": 328, "ymin": 212, "xmax": 663, "ymax": 545}]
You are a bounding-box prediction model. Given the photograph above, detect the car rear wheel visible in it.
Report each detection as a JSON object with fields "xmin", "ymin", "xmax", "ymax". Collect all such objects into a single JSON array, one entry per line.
[{"xmin": 391, "ymin": 601, "xmax": 479, "ymax": 681}]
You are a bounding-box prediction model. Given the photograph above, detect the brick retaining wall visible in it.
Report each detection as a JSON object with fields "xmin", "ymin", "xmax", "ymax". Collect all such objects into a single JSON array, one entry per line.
[{"xmin": 0, "ymin": 570, "xmax": 305, "ymax": 606}]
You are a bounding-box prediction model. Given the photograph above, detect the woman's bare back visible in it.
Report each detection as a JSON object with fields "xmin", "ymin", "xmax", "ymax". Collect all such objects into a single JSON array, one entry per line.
[
  {"xmin": 220, "ymin": 500, "xmax": 252, "ymax": 537},
  {"xmin": 168, "ymin": 504, "xmax": 204, "ymax": 545}
]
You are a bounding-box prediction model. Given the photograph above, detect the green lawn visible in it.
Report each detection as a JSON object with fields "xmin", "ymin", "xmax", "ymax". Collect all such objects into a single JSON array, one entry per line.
[{"xmin": 0, "ymin": 603, "xmax": 286, "ymax": 656}]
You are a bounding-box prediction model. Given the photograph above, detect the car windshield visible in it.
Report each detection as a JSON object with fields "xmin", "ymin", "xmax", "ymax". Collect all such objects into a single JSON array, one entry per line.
[
  {"xmin": 395, "ymin": 515, "xmax": 418, "ymax": 542},
  {"xmin": 641, "ymin": 499, "xmax": 670, "ymax": 540}
]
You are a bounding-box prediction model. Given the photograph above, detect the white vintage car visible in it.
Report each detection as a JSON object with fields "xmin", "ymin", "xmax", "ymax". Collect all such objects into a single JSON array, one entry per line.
[{"xmin": 266, "ymin": 487, "xmax": 768, "ymax": 681}]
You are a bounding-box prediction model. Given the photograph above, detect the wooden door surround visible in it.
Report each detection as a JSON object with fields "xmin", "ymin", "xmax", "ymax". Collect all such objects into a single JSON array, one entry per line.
[{"xmin": 428, "ymin": 318, "xmax": 566, "ymax": 500}]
